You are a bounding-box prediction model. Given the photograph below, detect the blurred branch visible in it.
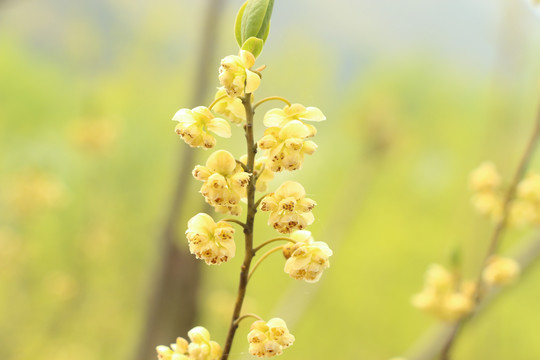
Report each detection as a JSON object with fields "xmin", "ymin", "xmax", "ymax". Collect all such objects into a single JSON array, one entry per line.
[
  {"xmin": 405, "ymin": 234, "xmax": 540, "ymax": 360},
  {"xmin": 133, "ymin": 1, "xmax": 225, "ymax": 360}
]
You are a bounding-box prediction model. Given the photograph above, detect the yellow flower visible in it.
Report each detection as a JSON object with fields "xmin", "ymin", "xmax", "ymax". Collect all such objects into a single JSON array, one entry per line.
[
  {"xmin": 264, "ymin": 103, "xmax": 326, "ymax": 137},
  {"xmin": 193, "ymin": 150, "xmax": 251, "ymax": 215},
  {"xmin": 185, "ymin": 213, "xmax": 235, "ymax": 265},
  {"xmin": 247, "ymin": 318, "xmax": 295, "ymax": 358},
  {"xmin": 156, "ymin": 327, "xmax": 221, "ymax": 360},
  {"xmin": 470, "ymin": 192, "xmax": 502, "ymax": 220},
  {"xmin": 482, "ymin": 256, "xmax": 520, "ymax": 286},
  {"xmin": 283, "ymin": 230, "xmax": 332, "ymax": 282},
  {"xmin": 240, "ymin": 154, "xmax": 274, "ymax": 192},
  {"xmin": 260, "ymin": 181, "xmax": 316, "ymax": 234},
  {"xmin": 172, "ymin": 106, "xmax": 231, "ymax": 149},
  {"xmin": 517, "ymin": 173, "xmax": 540, "ymax": 202},
  {"xmin": 469, "ymin": 162, "xmax": 501, "ymax": 192},
  {"xmin": 258, "ymin": 121, "xmax": 317, "ymax": 172},
  {"xmin": 212, "ymin": 88, "xmax": 246, "ymax": 125},
  {"xmin": 412, "ymin": 264, "xmax": 474, "ymax": 322},
  {"xmin": 219, "ymin": 50, "xmax": 260, "ymax": 97}
]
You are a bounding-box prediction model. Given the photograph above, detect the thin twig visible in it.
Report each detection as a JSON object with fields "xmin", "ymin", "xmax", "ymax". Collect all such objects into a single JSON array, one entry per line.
[
  {"xmin": 233, "ymin": 313, "xmax": 263, "ymax": 326},
  {"xmin": 248, "ymin": 246, "xmax": 284, "ymax": 281},
  {"xmin": 253, "ymin": 96, "xmax": 292, "ymax": 110},
  {"xmin": 254, "ymin": 194, "xmax": 269, "ymax": 209},
  {"xmin": 254, "ymin": 237, "xmax": 296, "ymax": 253},
  {"xmin": 222, "ymin": 218, "xmax": 247, "ymax": 229},
  {"xmin": 235, "ymin": 159, "xmax": 249, "ymax": 172},
  {"xmin": 208, "ymin": 94, "xmax": 228, "ymax": 110},
  {"xmin": 220, "ymin": 94, "xmax": 257, "ymax": 360}
]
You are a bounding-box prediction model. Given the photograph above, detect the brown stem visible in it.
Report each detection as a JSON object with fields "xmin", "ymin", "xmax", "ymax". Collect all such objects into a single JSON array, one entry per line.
[
  {"xmin": 132, "ymin": 1, "xmax": 225, "ymax": 360},
  {"xmin": 439, "ymin": 101, "xmax": 540, "ymax": 359},
  {"xmin": 220, "ymin": 94, "xmax": 257, "ymax": 360}
]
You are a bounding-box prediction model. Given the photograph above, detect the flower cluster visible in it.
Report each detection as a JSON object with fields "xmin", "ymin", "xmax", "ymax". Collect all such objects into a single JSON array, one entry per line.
[
  {"xmin": 469, "ymin": 162, "xmax": 540, "ymax": 226},
  {"xmin": 412, "ymin": 264, "xmax": 474, "ymax": 322},
  {"xmin": 247, "ymin": 318, "xmax": 295, "ymax": 358},
  {"xmin": 283, "ymin": 230, "xmax": 332, "ymax": 283},
  {"xmin": 156, "ymin": 326, "xmax": 222, "ymax": 360},
  {"xmin": 219, "ymin": 50, "xmax": 260, "ymax": 97},
  {"xmin": 482, "ymin": 256, "xmax": 520, "ymax": 286},
  {"xmin": 260, "ymin": 181, "xmax": 316, "ymax": 234},
  {"xmin": 258, "ymin": 104, "xmax": 325, "ymax": 172},
  {"xmin": 186, "ymin": 213, "xmax": 235, "ymax": 265},
  {"xmin": 193, "ymin": 150, "xmax": 250, "ymax": 216},
  {"xmin": 173, "ymin": 106, "xmax": 231, "ymax": 149}
]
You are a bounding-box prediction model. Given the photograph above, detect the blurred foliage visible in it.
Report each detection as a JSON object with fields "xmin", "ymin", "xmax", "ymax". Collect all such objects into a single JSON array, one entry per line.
[{"xmin": 1, "ymin": 1, "xmax": 540, "ymax": 360}]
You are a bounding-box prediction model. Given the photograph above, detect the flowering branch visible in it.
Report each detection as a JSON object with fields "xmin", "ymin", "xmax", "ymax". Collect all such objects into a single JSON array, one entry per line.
[
  {"xmin": 157, "ymin": 2, "xmax": 332, "ymax": 359},
  {"xmin": 438, "ymin": 99, "xmax": 540, "ymax": 359}
]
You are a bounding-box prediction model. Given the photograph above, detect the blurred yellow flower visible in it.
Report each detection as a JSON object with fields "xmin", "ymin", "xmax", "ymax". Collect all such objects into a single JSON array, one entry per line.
[
  {"xmin": 263, "ymin": 103, "xmax": 326, "ymax": 137},
  {"xmin": 156, "ymin": 326, "xmax": 221, "ymax": 360},
  {"xmin": 283, "ymin": 230, "xmax": 332, "ymax": 283},
  {"xmin": 248, "ymin": 318, "xmax": 295, "ymax": 358},
  {"xmin": 219, "ymin": 50, "xmax": 260, "ymax": 97},
  {"xmin": 68, "ymin": 117, "xmax": 118, "ymax": 153},
  {"xmin": 173, "ymin": 106, "xmax": 231, "ymax": 149},
  {"xmin": 258, "ymin": 121, "xmax": 317, "ymax": 172},
  {"xmin": 482, "ymin": 256, "xmax": 520, "ymax": 286},
  {"xmin": 186, "ymin": 213, "xmax": 235, "ymax": 265},
  {"xmin": 260, "ymin": 181, "xmax": 316, "ymax": 233},
  {"xmin": 412, "ymin": 264, "xmax": 474, "ymax": 322},
  {"xmin": 212, "ymin": 88, "xmax": 246, "ymax": 125},
  {"xmin": 469, "ymin": 162, "xmax": 500, "ymax": 192},
  {"xmin": 193, "ymin": 150, "xmax": 250, "ymax": 215}
]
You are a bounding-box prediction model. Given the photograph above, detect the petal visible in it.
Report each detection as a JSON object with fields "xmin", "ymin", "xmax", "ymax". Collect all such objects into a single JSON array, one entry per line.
[
  {"xmin": 207, "ymin": 118, "xmax": 232, "ymax": 138},
  {"xmin": 290, "ymin": 230, "xmax": 313, "ymax": 243},
  {"xmin": 240, "ymin": 50, "xmax": 256, "ymax": 68},
  {"xmin": 206, "ymin": 150, "xmax": 237, "ymax": 175},
  {"xmin": 300, "ymin": 107, "xmax": 326, "ymax": 122},
  {"xmin": 245, "ymin": 70, "xmax": 261, "ymax": 94},
  {"xmin": 285, "ymin": 104, "xmax": 307, "ymax": 116},
  {"xmin": 187, "ymin": 213, "xmax": 216, "ymax": 233},
  {"xmin": 172, "ymin": 108, "xmax": 196, "ymax": 124},
  {"xmin": 276, "ymin": 181, "xmax": 306, "ymax": 199},
  {"xmin": 263, "ymin": 109, "xmax": 287, "ymax": 127},
  {"xmin": 279, "ymin": 120, "xmax": 311, "ymax": 139}
]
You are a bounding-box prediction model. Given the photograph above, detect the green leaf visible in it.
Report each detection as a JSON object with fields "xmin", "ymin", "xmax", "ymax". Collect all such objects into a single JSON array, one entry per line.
[
  {"xmin": 234, "ymin": 1, "xmax": 248, "ymax": 47},
  {"xmin": 241, "ymin": 37, "xmax": 264, "ymax": 58},
  {"xmin": 260, "ymin": 20, "xmax": 271, "ymax": 43},
  {"xmin": 241, "ymin": 0, "xmax": 274, "ymax": 44}
]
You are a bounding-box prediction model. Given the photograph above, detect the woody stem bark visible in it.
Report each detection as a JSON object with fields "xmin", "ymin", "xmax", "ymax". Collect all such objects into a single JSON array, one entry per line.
[{"xmin": 220, "ymin": 94, "xmax": 257, "ymax": 360}]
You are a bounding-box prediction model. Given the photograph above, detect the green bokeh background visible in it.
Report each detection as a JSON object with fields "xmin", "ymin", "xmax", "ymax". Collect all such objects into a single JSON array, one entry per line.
[{"xmin": 1, "ymin": 0, "xmax": 540, "ymax": 359}]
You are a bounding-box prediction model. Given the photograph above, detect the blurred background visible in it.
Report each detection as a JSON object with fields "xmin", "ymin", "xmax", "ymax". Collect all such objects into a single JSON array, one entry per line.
[{"xmin": 1, "ymin": 0, "xmax": 540, "ymax": 359}]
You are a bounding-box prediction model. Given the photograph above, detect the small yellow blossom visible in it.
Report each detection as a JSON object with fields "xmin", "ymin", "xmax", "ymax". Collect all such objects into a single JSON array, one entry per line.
[
  {"xmin": 240, "ymin": 155, "xmax": 274, "ymax": 192},
  {"xmin": 156, "ymin": 326, "xmax": 221, "ymax": 360},
  {"xmin": 247, "ymin": 318, "xmax": 295, "ymax": 358},
  {"xmin": 260, "ymin": 181, "xmax": 316, "ymax": 234},
  {"xmin": 212, "ymin": 87, "xmax": 246, "ymax": 125},
  {"xmin": 7, "ymin": 170, "xmax": 65, "ymax": 216},
  {"xmin": 469, "ymin": 162, "xmax": 501, "ymax": 192},
  {"xmin": 517, "ymin": 173, "xmax": 540, "ymax": 202},
  {"xmin": 283, "ymin": 230, "xmax": 332, "ymax": 282},
  {"xmin": 186, "ymin": 213, "xmax": 235, "ymax": 265},
  {"xmin": 258, "ymin": 121, "xmax": 317, "ymax": 172},
  {"xmin": 193, "ymin": 150, "xmax": 250, "ymax": 215},
  {"xmin": 173, "ymin": 106, "xmax": 231, "ymax": 149},
  {"xmin": 482, "ymin": 256, "xmax": 520, "ymax": 286},
  {"xmin": 471, "ymin": 192, "xmax": 503, "ymax": 220},
  {"xmin": 412, "ymin": 264, "xmax": 474, "ymax": 322},
  {"xmin": 219, "ymin": 50, "xmax": 260, "ymax": 97},
  {"xmin": 264, "ymin": 103, "xmax": 326, "ymax": 137}
]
